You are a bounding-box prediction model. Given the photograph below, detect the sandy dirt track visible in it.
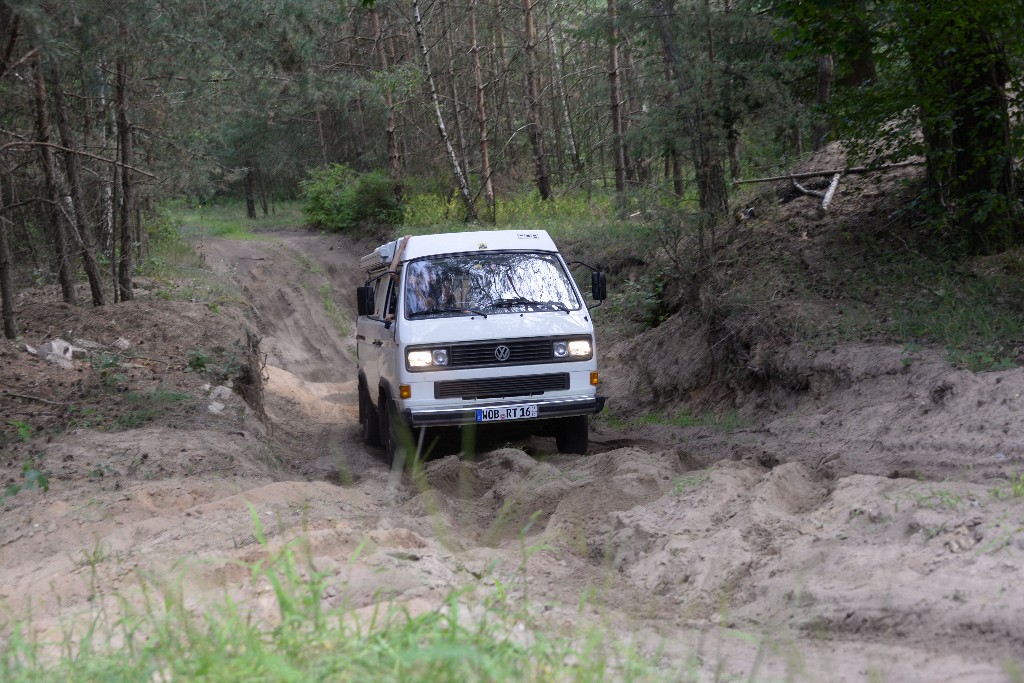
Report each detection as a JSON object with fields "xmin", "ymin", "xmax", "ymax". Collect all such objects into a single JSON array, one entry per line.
[{"xmin": 1, "ymin": 229, "xmax": 1022, "ymax": 681}]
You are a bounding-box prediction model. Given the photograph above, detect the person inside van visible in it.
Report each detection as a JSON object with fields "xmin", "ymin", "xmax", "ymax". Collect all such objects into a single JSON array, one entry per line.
[{"xmin": 406, "ymin": 262, "xmax": 433, "ymax": 314}]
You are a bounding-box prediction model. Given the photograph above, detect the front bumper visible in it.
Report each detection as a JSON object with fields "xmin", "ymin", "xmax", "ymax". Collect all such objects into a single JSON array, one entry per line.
[{"xmin": 403, "ymin": 395, "xmax": 606, "ymax": 427}]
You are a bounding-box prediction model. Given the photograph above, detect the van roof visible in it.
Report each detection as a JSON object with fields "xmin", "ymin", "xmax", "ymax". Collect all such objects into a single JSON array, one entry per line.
[{"xmin": 360, "ymin": 230, "xmax": 558, "ymax": 273}]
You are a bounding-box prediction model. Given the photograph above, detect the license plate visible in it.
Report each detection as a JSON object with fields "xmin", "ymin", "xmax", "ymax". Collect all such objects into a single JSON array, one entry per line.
[{"xmin": 475, "ymin": 404, "xmax": 538, "ymax": 422}]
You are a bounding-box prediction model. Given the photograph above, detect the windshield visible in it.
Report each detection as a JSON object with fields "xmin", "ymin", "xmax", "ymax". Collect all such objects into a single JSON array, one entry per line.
[{"xmin": 403, "ymin": 252, "xmax": 580, "ymax": 318}]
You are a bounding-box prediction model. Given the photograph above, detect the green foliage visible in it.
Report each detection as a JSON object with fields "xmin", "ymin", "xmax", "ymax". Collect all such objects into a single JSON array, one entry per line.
[
  {"xmin": 1, "ymin": 457, "xmax": 50, "ymax": 503},
  {"xmin": 187, "ymin": 350, "xmax": 211, "ymax": 372},
  {"xmin": 403, "ymin": 190, "xmax": 613, "ymax": 231},
  {"xmin": 609, "ymin": 276, "xmax": 665, "ymax": 331},
  {"xmin": 672, "ymin": 473, "xmax": 710, "ymax": 496},
  {"xmin": 169, "ymin": 199, "xmax": 303, "ymax": 240},
  {"xmin": 116, "ymin": 388, "xmax": 193, "ymax": 429},
  {"xmin": 301, "ymin": 164, "xmax": 403, "ymax": 231},
  {"xmin": 6, "ymin": 420, "xmax": 32, "ymax": 442},
  {"xmin": 990, "ymin": 473, "xmax": 1024, "ymax": 500},
  {"xmin": 185, "ymin": 344, "xmax": 243, "ymax": 382},
  {"xmin": 0, "ymin": 519, "xmax": 666, "ymax": 682},
  {"xmin": 600, "ymin": 407, "xmax": 746, "ymax": 433},
  {"xmin": 881, "ymin": 257, "xmax": 1024, "ymax": 368},
  {"xmin": 320, "ymin": 284, "xmax": 351, "ymax": 338},
  {"xmin": 776, "ymin": 0, "xmax": 1024, "ymax": 252},
  {"xmin": 89, "ymin": 353, "xmax": 127, "ymax": 387}
]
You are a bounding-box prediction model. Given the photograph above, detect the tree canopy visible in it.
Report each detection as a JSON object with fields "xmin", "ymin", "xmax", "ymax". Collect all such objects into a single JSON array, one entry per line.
[{"xmin": 2, "ymin": 0, "xmax": 1024, "ymax": 336}]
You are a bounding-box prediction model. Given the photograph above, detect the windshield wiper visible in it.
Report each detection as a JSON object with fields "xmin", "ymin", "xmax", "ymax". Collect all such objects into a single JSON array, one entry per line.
[
  {"xmin": 408, "ymin": 306, "xmax": 488, "ymax": 318},
  {"xmin": 490, "ymin": 297, "xmax": 570, "ymax": 313}
]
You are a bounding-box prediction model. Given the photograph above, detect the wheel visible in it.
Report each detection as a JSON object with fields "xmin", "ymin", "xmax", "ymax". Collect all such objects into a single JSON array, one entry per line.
[
  {"xmin": 381, "ymin": 396, "xmax": 408, "ymax": 468},
  {"xmin": 359, "ymin": 383, "xmax": 380, "ymax": 446},
  {"xmin": 555, "ymin": 415, "xmax": 589, "ymax": 454}
]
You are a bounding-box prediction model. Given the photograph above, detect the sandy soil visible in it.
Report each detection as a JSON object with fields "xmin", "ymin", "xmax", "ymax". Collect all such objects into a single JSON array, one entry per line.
[{"xmin": 1, "ymin": 229, "xmax": 1022, "ymax": 681}]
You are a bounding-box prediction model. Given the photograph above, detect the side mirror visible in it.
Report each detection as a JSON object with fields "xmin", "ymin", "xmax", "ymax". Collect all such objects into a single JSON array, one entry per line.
[
  {"xmin": 591, "ymin": 271, "xmax": 607, "ymax": 301},
  {"xmin": 356, "ymin": 286, "xmax": 375, "ymax": 316}
]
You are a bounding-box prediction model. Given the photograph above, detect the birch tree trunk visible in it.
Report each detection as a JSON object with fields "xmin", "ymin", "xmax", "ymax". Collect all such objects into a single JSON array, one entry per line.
[
  {"xmin": 99, "ymin": 62, "xmax": 114, "ymax": 260},
  {"xmin": 412, "ymin": 0, "xmax": 477, "ymax": 221},
  {"xmin": 523, "ymin": 0, "xmax": 551, "ymax": 200},
  {"xmin": 51, "ymin": 63, "xmax": 105, "ymax": 306},
  {"xmin": 469, "ymin": 0, "xmax": 494, "ymax": 212},
  {"xmin": 32, "ymin": 57, "xmax": 77, "ymax": 305}
]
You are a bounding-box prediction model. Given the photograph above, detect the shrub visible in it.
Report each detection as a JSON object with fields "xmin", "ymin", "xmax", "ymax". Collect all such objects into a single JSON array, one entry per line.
[{"xmin": 300, "ymin": 164, "xmax": 403, "ymax": 231}]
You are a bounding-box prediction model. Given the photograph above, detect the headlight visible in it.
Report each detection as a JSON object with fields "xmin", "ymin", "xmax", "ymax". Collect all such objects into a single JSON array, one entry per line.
[
  {"xmin": 553, "ymin": 338, "xmax": 592, "ymax": 360},
  {"xmin": 568, "ymin": 339, "xmax": 592, "ymax": 357},
  {"xmin": 407, "ymin": 350, "xmax": 433, "ymax": 367},
  {"xmin": 407, "ymin": 348, "xmax": 450, "ymax": 369}
]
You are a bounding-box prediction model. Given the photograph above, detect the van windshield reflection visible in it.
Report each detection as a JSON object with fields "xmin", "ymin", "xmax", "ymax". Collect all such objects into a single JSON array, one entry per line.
[{"xmin": 404, "ymin": 252, "xmax": 580, "ymax": 318}]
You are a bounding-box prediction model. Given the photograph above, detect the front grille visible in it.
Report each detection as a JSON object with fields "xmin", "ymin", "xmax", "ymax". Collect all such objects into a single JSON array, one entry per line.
[
  {"xmin": 448, "ymin": 339, "xmax": 553, "ymax": 368},
  {"xmin": 435, "ymin": 373, "xmax": 569, "ymax": 400}
]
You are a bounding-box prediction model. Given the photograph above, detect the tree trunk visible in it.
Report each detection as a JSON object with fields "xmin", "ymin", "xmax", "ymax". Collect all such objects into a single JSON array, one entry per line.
[
  {"xmin": 469, "ymin": 0, "xmax": 495, "ymax": 213},
  {"xmin": 523, "ymin": 0, "xmax": 551, "ymax": 200},
  {"xmin": 343, "ymin": 16, "xmax": 368, "ymax": 165},
  {"xmin": 811, "ymin": 54, "xmax": 833, "ymax": 152},
  {"xmin": 442, "ymin": 0, "xmax": 470, "ymax": 181},
  {"xmin": 671, "ymin": 145, "xmax": 684, "ymax": 197},
  {"xmin": 622, "ymin": 33, "xmax": 646, "ymax": 184},
  {"xmin": 244, "ymin": 164, "xmax": 257, "ymax": 219},
  {"xmin": 32, "ymin": 57, "xmax": 77, "ymax": 305},
  {"xmin": 543, "ymin": 34, "xmax": 564, "ymax": 184},
  {"xmin": 412, "ymin": 0, "xmax": 477, "ymax": 221},
  {"xmin": 0, "ymin": 174, "xmax": 17, "ymax": 339},
  {"xmin": 314, "ymin": 108, "xmax": 328, "ymax": 164},
  {"xmin": 493, "ymin": 0, "xmax": 515, "ymax": 168},
  {"xmin": 0, "ymin": 11, "xmax": 21, "ymax": 80},
  {"xmin": 549, "ymin": 17, "xmax": 582, "ymax": 175},
  {"xmin": 371, "ymin": 9, "xmax": 403, "ymax": 201},
  {"xmin": 608, "ymin": 0, "xmax": 626, "ymax": 194},
  {"xmin": 257, "ymin": 167, "xmax": 269, "ymax": 216},
  {"xmin": 842, "ymin": 0, "xmax": 876, "ymax": 88},
  {"xmin": 115, "ymin": 48, "xmax": 133, "ymax": 302},
  {"xmin": 100, "ymin": 66, "xmax": 115, "ymax": 260},
  {"xmin": 51, "ymin": 63, "xmax": 105, "ymax": 306}
]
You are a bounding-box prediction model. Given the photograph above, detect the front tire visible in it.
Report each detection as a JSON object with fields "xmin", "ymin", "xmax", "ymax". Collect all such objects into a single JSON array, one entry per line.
[
  {"xmin": 555, "ymin": 415, "xmax": 590, "ymax": 454},
  {"xmin": 359, "ymin": 383, "xmax": 381, "ymax": 446},
  {"xmin": 381, "ymin": 397, "xmax": 407, "ymax": 468}
]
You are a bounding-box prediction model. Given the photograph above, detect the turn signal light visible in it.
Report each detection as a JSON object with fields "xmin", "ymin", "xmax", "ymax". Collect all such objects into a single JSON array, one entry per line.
[
  {"xmin": 399, "ymin": 384, "xmax": 412, "ymax": 399},
  {"xmin": 590, "ymin": 372, "xmax": 599, "ymax": 386}
]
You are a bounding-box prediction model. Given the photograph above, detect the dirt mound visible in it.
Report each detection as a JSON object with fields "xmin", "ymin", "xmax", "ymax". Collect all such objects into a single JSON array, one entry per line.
[{"xmin": 3, "ymin": 226, "xmax": 1023, "ymax": 681}]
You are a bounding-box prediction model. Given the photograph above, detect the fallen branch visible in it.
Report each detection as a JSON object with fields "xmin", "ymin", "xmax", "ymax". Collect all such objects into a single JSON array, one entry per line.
[
  {"xmin": 791, "ymin": 178, "xmax": 825, "ymax": 199},
  {"xmin": 0, "ymin": 140, "xmax": 156, "ymax": 178},
  {"xmin": 2, "ymin": 391, "xmax": 65, "ymax": 406},
  {"xmin": 732, "ymin": 160, "xmax": 923, "ymax": 185},
  {"xmin": 821, "ymin": 173, "xmax": 842, "ymax": 211}
]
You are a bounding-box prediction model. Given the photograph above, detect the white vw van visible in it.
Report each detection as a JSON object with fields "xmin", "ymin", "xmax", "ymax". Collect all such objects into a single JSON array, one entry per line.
[{"xmin": 355, "ymin": 230, "xmax": 606, "ymax": 463}]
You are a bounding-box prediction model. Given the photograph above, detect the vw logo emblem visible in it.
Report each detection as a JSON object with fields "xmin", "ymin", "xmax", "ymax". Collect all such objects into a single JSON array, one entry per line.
[{"xmin": 494, "ymin": 345, "xmax": 511, "ymax": 362}]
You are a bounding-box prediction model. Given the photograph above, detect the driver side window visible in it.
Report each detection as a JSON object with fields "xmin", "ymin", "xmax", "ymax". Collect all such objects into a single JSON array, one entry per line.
[
  {"xmin": 371, "ymin": 277, "xmax": 391, "ymax": 319},
  {"xmin": 385, "ymin": 279, "xmax": 397, "ymax": 319}
]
